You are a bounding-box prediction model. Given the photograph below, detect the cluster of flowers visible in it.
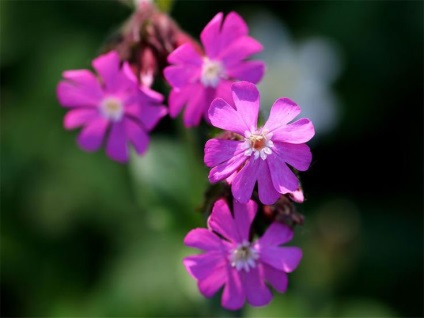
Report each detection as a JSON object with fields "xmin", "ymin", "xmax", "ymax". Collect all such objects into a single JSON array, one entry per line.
[{"xmin": 56, "ymin": 3, "xmax": 314, "ymax": 311}]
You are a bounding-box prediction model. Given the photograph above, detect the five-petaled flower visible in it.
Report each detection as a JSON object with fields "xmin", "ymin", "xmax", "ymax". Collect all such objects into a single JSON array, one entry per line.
[
  {"xmin": 164, "ymin": 11, "xmax": 265, "ymax": 127},
  {"xmin": 205, "ymin": 81, "xmax": 315, "ymax": 205},
  {"xmin": 183, "ymin": 199, "xmax": 302, "ymax": 310},
  {"xmin": 57, "ymin": 51, "xmax": 167, "ymax": 162}
]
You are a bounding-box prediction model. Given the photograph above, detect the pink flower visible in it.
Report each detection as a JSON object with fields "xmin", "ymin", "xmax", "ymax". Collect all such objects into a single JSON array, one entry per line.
[
  {"xmin": 205, "ymin": 81, "xmax": 315, "ymax": 205},
  {"xmin": 164, "ymin": 11, "xmax": 265, "ymax": 127},
  {"xmin": 183, "ymin": 199, "xmax": 302, "ymax": 310},
  {"xmin": 57, "ymin": 51, "xmax": 167, "ymax": 162}
]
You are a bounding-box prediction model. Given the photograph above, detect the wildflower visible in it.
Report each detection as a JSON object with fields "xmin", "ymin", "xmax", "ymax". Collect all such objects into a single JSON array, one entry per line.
[
  {"xmin": 164, "ymin": 11, "xmax": 265, "ymax": 127},
  {"xmin": 183, "ymin": 199, "xmax": 302, "ymax": 310},
  {"xmin": 205, "ymin": 81, "xmax": 314, "ymax": 204},
  {"xmin": 57, "ymin": 50, "xmax": 167, "ymax": 162}
]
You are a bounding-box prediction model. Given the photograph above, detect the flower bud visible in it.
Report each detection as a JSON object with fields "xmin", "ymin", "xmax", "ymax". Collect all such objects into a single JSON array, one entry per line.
[{"xmin": 102, "ymin": 1, "xmax": 200, "ymax": 86}]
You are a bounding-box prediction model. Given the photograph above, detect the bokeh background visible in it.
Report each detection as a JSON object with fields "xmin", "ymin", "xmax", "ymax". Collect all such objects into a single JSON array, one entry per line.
[{"xmin": 1, "ymin": 0, "xmax": 423, "ymax": 317}]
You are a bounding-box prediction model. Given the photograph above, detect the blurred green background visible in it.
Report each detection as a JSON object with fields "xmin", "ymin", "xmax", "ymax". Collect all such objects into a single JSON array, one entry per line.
[{"xmin": 1, "ymin": 0, "xmax": 422, "ymax": 317}]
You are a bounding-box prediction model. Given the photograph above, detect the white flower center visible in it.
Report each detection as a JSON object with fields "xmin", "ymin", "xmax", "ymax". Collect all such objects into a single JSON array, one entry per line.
[
  {"xmin": 229, "ymin": 240, "xmax": 259, "ymax": 272},
  {"xmin": 100, "ymin": 97, "xmax": 124, "ymax": 122},
  {"xmin": 200, "ymin": 58, "xmax": 224, "ymax": 88},
  {"xmin": 242, "ymin": 129, "xmax": 274, "ymax": 160}
]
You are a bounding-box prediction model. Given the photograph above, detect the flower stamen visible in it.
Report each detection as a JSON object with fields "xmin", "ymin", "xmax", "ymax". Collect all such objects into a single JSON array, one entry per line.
[
  {"xmin": 242, "ymin": 129, "xmax": 274, "ymax": 160},
  {"xmin": 100, "ymin": 97, "xmax": 124, "ymax": 122},
  {"xmin": 229, "ymin": 240, "xmax": 259, "ymax": 272},
  {"xmin": 200, "ymin": 58, "xmax": 225, "ymax": 88}
]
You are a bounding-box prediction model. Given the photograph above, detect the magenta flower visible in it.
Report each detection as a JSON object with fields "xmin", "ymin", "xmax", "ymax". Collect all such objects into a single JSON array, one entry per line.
[
  {"xmin": 205, "ymin": 81, "xmax": 315, "ymax": 205},
  {"xmin": 183, "ymin": 199, "xmax": 302, "ymax": 310},
  {"xmin": 57, "ymin": 51, "xmax": 167, "ymax": 162},
  {"xmin": 164, "ymin": 11, "xmax": 265, "ymax": 127}
]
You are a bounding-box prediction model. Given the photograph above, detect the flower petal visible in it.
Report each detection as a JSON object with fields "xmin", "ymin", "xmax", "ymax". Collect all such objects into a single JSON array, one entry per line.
[
  {"xmin": 124, "ymin": 89, "xmax": 167, "ymax": 131},
  {"xmin": 124, "ymin": 118, "xmax": 149, "ymax": 155},
  {"xmin": 273, "ymin": 142, "xmax": 312, "ymax": 171},
  {"xmin": 226, "ymin": 61, "xmax": 265, "ymax": 84},
  {"xmin": 288, "ymin": 188, "xmax": 304, "ymax": 203},
  {"xmin": 242, "ymin": 267, "xmax": 272, "ymax": 307},
  {"xmin": 258, "ymin": 246, "xmax": 302, "ymax": 272},
  {"xmin": 233, "ymin": 200, "xmax": 257, "ymax": 242},
  {"xmin": 57, "ymin": 70, "xmax": 103, "ymax": 108},
  {"xmin": 198, "ymin": 265, "xmax": 227, "ymax": 298},
  {"xmin": 215, "ymin": 79, "xmax": 234, "ymax": 107},
  {"xmin": 183, "ymin": 251, "xmax": 226, "ymax": 281},
  {"xmin": 167, "ymin": 43, "xmax": 203, "ymax": 66},
  {"xmin": 271, "ymin": 118, "xmax": 315, "ymax": 144},
  {"xmin": 262, "ymin": 263, "xmax": 288, "ymax": 293},
  {"xmin": 168, "ymin": 87, "xmax": 191, "ymax": 118},
  {"xmin": 222, "ymin": 266, "xmax": 245, "ymax": 310},
  {"xmin": 91, "ymin": 51, "xmax": 133, "ymax": 93},
  {"xmin": 232, "ymin": 157, "xmax": 261, "ymax": 204},
  {"xmin": 163, "ymin": 64, "xmax": 200, "ymax": 89},
  {"xmin": 141, "ymin": 105, "xmax": 167, "ymax": 131},
  {"xmin": 106, "ymin": 121, "xmax": 128, "ymax": 163},
  {"xmin": 204, "ymin": 139, "xmax": 244, "ymax": 168},
  {"xmin": 64, "ymin": 108, "xmax": 99, "ymax": 129},
  {"xmin": 208, "ymin": 98, "xmax": 251, "ymax": 135},
  {"xmin": 139, "ymin": 84, "xmax": 164, "ymax": 102},
  {"xmin": 183, "ymin": 84, "xmax": 212, "ymax": 127},
  {"xmin": 219, "ymin": 36, "xmax": 263, "ymax": 67},
  {"xmin": 267, "ymin": 154, "xmax": 299, "ymax": 194},
  {"xmin": 263, "ymin": 98, "xmax": 301, "ymax": 132},
  {"xmin": 62, "ymin": 70, "xmax": 103, "ymax": 96},
  {"xmin": 259, "ymin": 222, "xmax": 294, "ymax": 247},
  {"xmin": 208, "ymin": 152, "xmax": 247, "ymax": 183},
  {"xmin": 258, "ymin": 160, "xmax": 281, "ymax": 205},
  {"xmin": 208, "ymin": 199, "xmax": 240, "ymax": 243},
  {"xmin": 200, "ymin": 12, "xmax": 223, "ymax": 59},
  {"xmin": 121, "ymin": 62, "xmax": 139, "ymax": 84},
  {"xmin": 77, "ymin": 117, "xmax": 109, "ymax": 152},
  {"xmin": 184, "ymin": 228, "xmax": 224, "ymax": 251},
  {"xmin": 231, "ymin": 81, "xmax": 260, "ymax": 130},
  {"xmin": 219, "ymin": 11, "xmax": 249, "ymax": 50},
  {"xmin": 226, "ymin": 171, "xmax": 238, "ymax": 185}
]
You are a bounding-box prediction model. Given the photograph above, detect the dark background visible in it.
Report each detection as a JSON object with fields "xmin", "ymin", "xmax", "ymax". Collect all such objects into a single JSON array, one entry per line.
[{"xmin": 1, "ymin": 0, "xmax": 423, "ymax": 317}]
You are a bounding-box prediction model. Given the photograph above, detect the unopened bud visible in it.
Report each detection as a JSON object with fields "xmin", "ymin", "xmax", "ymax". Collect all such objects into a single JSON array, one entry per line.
[
  {"xmin": 263, "ymin": 195, "xmax": 305, "ymax": 228},
  {"xmin": 102, "ymin": 0, "xmax": 200, "ymax": 86}
]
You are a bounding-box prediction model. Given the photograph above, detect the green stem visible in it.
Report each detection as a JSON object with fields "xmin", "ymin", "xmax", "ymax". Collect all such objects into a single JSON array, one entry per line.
[{"xmin": 155, "ymin": 0, "xmax": 175, "ymax": 13}]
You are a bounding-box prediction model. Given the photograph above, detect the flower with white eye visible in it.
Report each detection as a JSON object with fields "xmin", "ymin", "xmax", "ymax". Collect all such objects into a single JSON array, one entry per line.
[
  {"xmin": 164, "ymin": 11, "xmax": 265, "ymax": 127},
  {"xmin": 242, "ymin": 129, "xmax": 274, "ymax": 160},
  {"xmin": 183, "ymin": 199, "xmax": 302, "ymax": 311},
  {"xmin": 57, "ymin": 51, "xmax": 167, "ymax": 162},
  {"xmin": 205, "ymin": 81, "xmax": 315, "ymax": 205}
]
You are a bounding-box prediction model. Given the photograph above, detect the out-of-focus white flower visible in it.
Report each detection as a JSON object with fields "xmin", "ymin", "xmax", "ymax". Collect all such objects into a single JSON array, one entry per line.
[{"xmin": 247, "ymin": 10, "xmax": 343, "ymax": 137}]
